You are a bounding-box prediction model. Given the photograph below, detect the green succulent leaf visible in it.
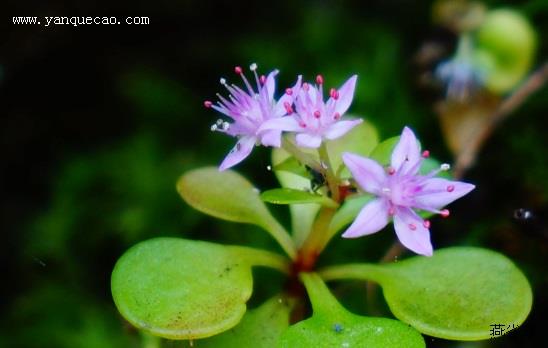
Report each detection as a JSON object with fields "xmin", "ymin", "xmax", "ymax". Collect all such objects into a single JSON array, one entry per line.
[
  {"xmin": 261, "ymin": 188, "xmax": 338, "ymax": 208},
  {"xmin": 111, "ymin": 237, "xmax": 289, "ymax": 340},
  {"xmin": 273, "ymin": 156, "xmax": 310, "ymax": 179},
  {"xmin": 279, "ymin": 273, "xmax": 425, "ymax": 347},
  {"xmin": 177, "ymin": 167, "xmax": 296, "ymax": 258},
  {"xmin": 198, "ymin": 296, "xmax": 294, "ymax": 347},
  {"xmin": 368, "ymin": 136, "xmax": 400, "ymax": 166},
  {"xmin": 320, "ymin": 247, "xmax": 532, "ymax": 341},
  {"xmin": 177, "ymin": 167, "xmax": 274, "ymax": 225}
]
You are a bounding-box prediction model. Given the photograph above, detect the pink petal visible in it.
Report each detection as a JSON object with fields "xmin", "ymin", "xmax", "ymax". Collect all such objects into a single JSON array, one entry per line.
[
  {"xmin": 342, "ymin": 198, "xmax": 390, "ymax": 238},
  {"xmin": 219, "ymin": 136, "xmax": 256, "ymax": 171},
  {"xmin": 342, "ymin": 153, "xmax": 387, "ymax": 195},
  {"xmin": 274, "ymin": 75, "xmax": 302, "ymax": 117},
  {"xmin": 295, "ymin": 133, "xmax": 322, "ymax": 148},
  {"xmin": 258, "ymin": 116, "xmax": 302, "ymax": 133},
  {"xmin": 391, "ymin": 126, "xmax": 421, "ymax": 173},
  {"xmin": 264, "ymin": 70, "xmax": 278, "ymax": 101},
  {"xmin": 334, "ymin": 75, "xmax": 357, "ymax": 115},
  {"xmin": 414, "ymin": 178, "xmax": 475, "ymax": 210},
  {"xmin": 260, "ymin": 129, "xmax": 282, "ymax": 147},
  {"xmin": 324, "ymin": 119, "xmax": 363, "ymax": 140},
  {"xmin": 393, "ymin": 207, "xmax": 433, "ymax": 256}
]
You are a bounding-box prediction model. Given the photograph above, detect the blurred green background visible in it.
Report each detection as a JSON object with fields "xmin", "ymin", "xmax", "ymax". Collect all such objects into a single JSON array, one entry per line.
[{"xmin": 1, "ymin": 0, "xmax": 547, "ymax": 347}]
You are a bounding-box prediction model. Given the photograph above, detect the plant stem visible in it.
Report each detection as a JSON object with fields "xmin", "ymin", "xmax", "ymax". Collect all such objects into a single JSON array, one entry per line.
[
  {"xmin": 295, "ymin": 142, "xmax": 341, "ymax": 269},
  {"xmin": 452, "ymin": 61, "xmax": 548, "ymax": 178},
  {"xmin": 298, "ymin": 207, "xmax": 337, "ymax": 269},
  {"xmin": 235, "ymin": 245, "xmax": 291, "ymax": 274},
  {"xmin": 318, "ymin": 142, "xmax": 340, "ymax": 202},
  {"xmin": 319, "ymin": 263, "xmax": 387, "ymax": 284},
  {"xmin": 140, "ymin": 332, "xmax": 161, "ymax": 348},
  {"xmin": 299, "ymin": 272, "xmax": 342, "ymax": 315}
]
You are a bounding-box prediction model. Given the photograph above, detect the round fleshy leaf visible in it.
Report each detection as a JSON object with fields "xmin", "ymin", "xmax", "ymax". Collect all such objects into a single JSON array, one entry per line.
[
  {"xmin": 382, "ymin": 247, "xmax": 532, "ymax": 340},
  {"xmin": 321, "ymin": 247, "xmax": 532, "ymax": 341},
  {"xmin": 261, "ymin": 188, "xmax": 338, "ymax": 208},
  {"xmin": 280, "ymin": 273, "xmax": 425, "ymax": 347},
  {"xmin": 177, "ymin": 167, "xmax": 296, "ymax": 258},
  {"xmin": 111, "ymin": 237, "xmax": 288, "ymax": 340},
  {"xmin": 199, "ymin": 296, "xmax": 294, "ymax": 347}
]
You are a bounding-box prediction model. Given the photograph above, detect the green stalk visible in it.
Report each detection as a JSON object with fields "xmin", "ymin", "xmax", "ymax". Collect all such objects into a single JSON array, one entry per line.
[
  {"xmin": 318, "ymin": 142, "xmax": 340, "ymax": 202},
  {"xmin": 296, "ymin": 141, "xmax": 341, "ymax": 267},
  {"xmin": 140, "ymin": 332, "xmax": 161, "ymax": 348},
  {"xmin": 235, "ymin": 245, "xmax": 292, "ymax": 274},
  {"xmin": 300, "ymin": 272, "xmax": 343, "ymax": 315},
  {"xmin": 298, "ymin": 207, "xmax": 337, "ymax": 268},
  {"xmin": 262, "ymin": 215, "xmax": 298, "ymax": 260},
  {"xmin": 319, "ymin": 263, "xmax": 388, "ymax": 285}
]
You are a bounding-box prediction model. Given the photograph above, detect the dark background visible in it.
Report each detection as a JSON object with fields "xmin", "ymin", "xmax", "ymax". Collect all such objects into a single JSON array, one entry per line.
[{"xmin": 1, "ymin": 0, "xmax": 547, "ymax": 347}]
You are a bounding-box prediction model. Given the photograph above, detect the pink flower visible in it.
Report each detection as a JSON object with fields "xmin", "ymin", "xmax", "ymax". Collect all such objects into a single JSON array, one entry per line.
[
  {"xmin": 205, "ymin": 63, "xmax": 301, "ymax": 171},
  {"xmin": 341, "ymin": 127, "xmax": 475, "ymax": 256},
  {"xmin": 259, "ymin": 75, "xmax": 362, "ymax": 148}
]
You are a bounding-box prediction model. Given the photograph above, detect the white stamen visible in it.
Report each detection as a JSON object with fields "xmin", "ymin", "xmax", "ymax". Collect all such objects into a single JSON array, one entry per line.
[
  {"xmin": 266, "ymin": 165, "xmax": 272, "ymax": 171},
  {"xmin": 440, "ymin": 163, "xmax": 451, "ymax": 171},
  {"xmin": 216, "ymin": 119, "xmax": 223, "ymax": 126},
  {"xmin": 222, "ymin": 121, "xmax": 230, "ymax": 131},
  {"xmin": 249, "ymin": 63, "xmax": 257, "ymax": 71},
  {"xmin": 210, "ymin": 124, "xmax": 218, "ymax": 131},
  {"xmin": 382, "ymin": 187, "xmax": 391, "ymax": 194},
  {"xmin": 220, "ymin": 77, "xmax": 226, "ymax": 85}
]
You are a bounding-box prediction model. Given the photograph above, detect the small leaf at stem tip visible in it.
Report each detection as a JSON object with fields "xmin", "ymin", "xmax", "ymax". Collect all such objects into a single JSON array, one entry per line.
[
  {"xmin": 111, "ymin": 238, "xmax": 289, "ymax": 340},
  {"xmin": 261, "ymin": 188, "xmax": 339, "ymax": 208},
  {"xmin": 273, "ymin": 156, "xmax": 310, "ymax": 179}
]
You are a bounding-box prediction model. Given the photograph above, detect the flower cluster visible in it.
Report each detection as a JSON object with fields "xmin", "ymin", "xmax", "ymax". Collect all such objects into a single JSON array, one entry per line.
[
  {"xmin": 205, "ymin": 64, "xmax": 362, "ymax": 170},
  {"xmin": 342, "ymin": 127, "xmax": 475, "ymax": 256},
  {"xmin": 204, "ymin": 65, "xmax": 476, "ymax": 257}
]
